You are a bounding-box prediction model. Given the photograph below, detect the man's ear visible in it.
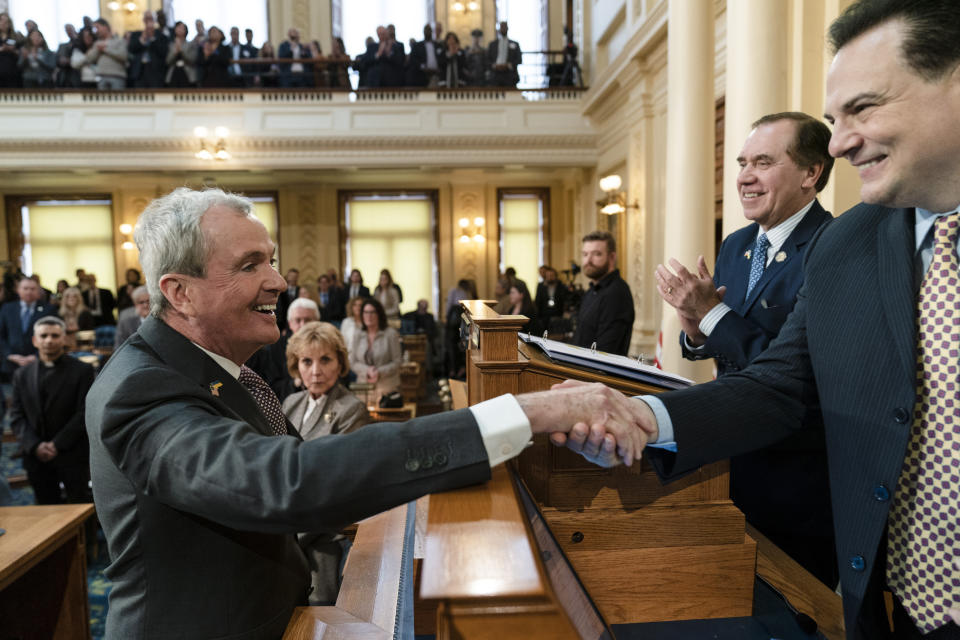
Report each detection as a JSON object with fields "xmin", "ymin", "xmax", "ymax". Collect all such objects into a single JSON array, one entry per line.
[
  {"xmin": 31, "ymin": 334, "xmax": 40, "ymax": 349},
  {"xmin": 158, "ymin": 274, "xmax": 196, "ymax": 317},
  {"xmin": 801, "ymin": 162, "xmax": 824, "ymax": 191}
]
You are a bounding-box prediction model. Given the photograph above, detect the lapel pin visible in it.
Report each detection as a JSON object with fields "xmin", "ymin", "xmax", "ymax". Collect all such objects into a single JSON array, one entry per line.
[
  {"xmin": 744, "ymin": 250, "xmax": 751, "ymax": 259},
  {"xmin": 209, "ymin": 381, "xmax": 223, "ymax": 397},
  {"xmin": 774, "ymin": 251, "xmax": 787, "ymax": 263}
]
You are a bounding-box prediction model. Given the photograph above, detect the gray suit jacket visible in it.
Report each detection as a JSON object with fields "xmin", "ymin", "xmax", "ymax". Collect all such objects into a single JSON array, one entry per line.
[
  {"xmin": 349, "ymin": 327, "xmax": 403, "ymax": 396},
  {"xmin": 113, "ymin": 308, "xmax": 142, "ymax": 349},
  {"xmin": 282, "ymin": 384, "xmax": 370, "ymax": 440},
  {"xmin": 87, "ymin": 317, "xmax": 490, "ymax": 639},
  {"xmin": 651, "ymin": 204, "xmax": 922, "ymax": 638}
]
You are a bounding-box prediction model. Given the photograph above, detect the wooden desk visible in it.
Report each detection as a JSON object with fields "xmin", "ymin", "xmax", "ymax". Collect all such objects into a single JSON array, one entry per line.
[{"xmin": 0, "ymin": 504, "xmax": 96, "ymax": 640}]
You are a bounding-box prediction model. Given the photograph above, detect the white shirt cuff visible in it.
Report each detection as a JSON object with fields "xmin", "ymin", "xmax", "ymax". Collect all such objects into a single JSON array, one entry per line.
[
  {"xmin": 698, "ymin": 303, "xmax": 733, "ymax": 338},
  {"xmin": 468, "ymin": 394, "xmax": 532, "ymax": 467},
  {"xmin": 638, "ymin": 395, "xmax": 677, "ymax": 452}
]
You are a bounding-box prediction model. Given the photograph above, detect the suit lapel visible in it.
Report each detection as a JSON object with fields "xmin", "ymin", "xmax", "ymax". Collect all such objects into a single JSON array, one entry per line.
[
  {"xmin": 742, "ymin": 202, "xmax": 829, "ymax": 310},
  {"xmin": 878, "ymin": 208, "xmax": 917, "ymax": 381},
  {"xmin": 137, "ymin": 317, "xmax": 275, "ymax": 436},
  {"xmin": 724, "ymin": 228, "xmax": 757, "ymax": 312}
]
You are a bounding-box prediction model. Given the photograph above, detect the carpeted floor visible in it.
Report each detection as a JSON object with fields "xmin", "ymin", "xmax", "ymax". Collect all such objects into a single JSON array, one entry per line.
[{"xmin": 2, "ymin": 437, "xmax": 110, "ymax": 640}]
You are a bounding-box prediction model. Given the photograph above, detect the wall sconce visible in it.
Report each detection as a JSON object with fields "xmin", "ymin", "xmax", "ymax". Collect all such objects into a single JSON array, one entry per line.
[
  {"xmin": 452, "ymin": 1, "xmax": 480, "ymax": 12},
  {"xmin": 597, "ymin": 174, "xmax": 639, "ymax": 215},
  {"xmin": 119, "ymin": 223, "xmax": 135, "ymax": 250},
  {"xmin": 194, "ymin": 126, "xmax": 231, "ymax": 161},
  {"xmin": 458, "ymin": 216, "xmax": 485, "ymax": 243},
  {"xmin": 106, "ymin": 1, "xmax": 139, "ymax": 12}
]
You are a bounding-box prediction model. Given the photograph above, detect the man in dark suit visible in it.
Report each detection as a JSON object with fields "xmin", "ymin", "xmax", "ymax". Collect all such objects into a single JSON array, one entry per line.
[
  {"xmin": 407, "ymin": 23, "xmax": 441, "ymax": 87},
  {"xmin": 572, "ymin": 230, "xmax": 635, "ymax": 356},
  {"xmin": 127, "ymin": 10, "xmax": 168, "ymax": 88},
  {"xmin": 346, "ymin": 268, "xmax": 370, "ymax": 301},
  {"xmin": 659, "ymin": 111, "xmax": 836, "ymax": 586},
  {"xmin": 11, "ymin": 316, "xmax": 95, "ymax": 505},
  {"xmin": 316, "ymin": 273, "xmax": 345, "ymax": 324},
  {"xmin": 277, "ymin": 27, "xmax": 312, "ymax": 88},
  {"xmin": 86, "ymin": 187, "xmax": 648, "ymax": 639},
  {"xmin": 241, "ymin": 28, "xmax": 258, "ymax": 86},
  {"xmin": 373, "ymin": 25, "xmax": 405, "ymax": 88},
  {"xmin": 83, "ymin": 273, "xmax": 116, "ymax": 326},
  {"xmin": 0, "ymin": 276, "xmax": 48, "ymax": 378},
  {"xmin": 534, "ymin": 266, "xmax": 568, "ymax": 334},
  {"xmin": 552, "ymin": 2, "xmax": 960, "ymax": 637},
  {"xmin": 487, "ymin": 21, "xmax": 521, "ymax": 87}
]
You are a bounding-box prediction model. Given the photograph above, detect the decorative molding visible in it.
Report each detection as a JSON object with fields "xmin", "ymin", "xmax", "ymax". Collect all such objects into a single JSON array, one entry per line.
[{"xmin": 296, "ymin": 194, "xmax": 319, "ymax": 281}]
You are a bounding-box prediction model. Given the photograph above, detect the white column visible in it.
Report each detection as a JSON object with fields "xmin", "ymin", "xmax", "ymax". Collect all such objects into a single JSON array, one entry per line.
[
  {"xmin": 722, "ymin": 0, "xmax": 788, "ymax": 237},
  {"xmin": 659, "ymin": 0, "xmax": 715, "ymax": 381}
]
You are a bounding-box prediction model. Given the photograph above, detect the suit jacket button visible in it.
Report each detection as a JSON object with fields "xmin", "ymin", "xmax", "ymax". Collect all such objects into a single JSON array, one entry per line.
[
  {"xmin": 893, "ymin": 407, "xmax": 910, "ymax": 424},
  {"xmin": 421, "ymin": 456, "xmax": 433, "ymax": 470},
  {"xmin": 404, "ymin": 458, "xmax": 420, "ymax": 472},
  {"xmin": 873, "ymin": 484, "xmax": 890, "ymax": 502},
  {"xmin": 434, "ymin": 453, "xmax": 447, "ymax": 466},
  {"xmin": 849, "ymin": 555, "xmax": 865, "ymax": 572}
]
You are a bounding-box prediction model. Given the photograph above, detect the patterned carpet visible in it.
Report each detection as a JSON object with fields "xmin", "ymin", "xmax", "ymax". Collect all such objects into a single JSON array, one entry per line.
[{"xmin": 2, "ymin": 438, "xmax": 111, "ymax": 640}]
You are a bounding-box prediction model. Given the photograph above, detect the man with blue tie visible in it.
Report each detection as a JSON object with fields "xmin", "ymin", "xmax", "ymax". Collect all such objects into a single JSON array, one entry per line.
[
  {"xmin": 0, "ymin": 276, "xmax": 48, "ymax": 378},
  {"xmin": 657, "ymin": 112, "xmax": 837, "ymax": 585}
]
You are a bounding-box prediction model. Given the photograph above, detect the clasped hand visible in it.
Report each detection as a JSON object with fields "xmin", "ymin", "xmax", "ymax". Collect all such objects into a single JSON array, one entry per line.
[{"xmin": 519, "ymin": 380, "xmax": 659, "ymax": 468}]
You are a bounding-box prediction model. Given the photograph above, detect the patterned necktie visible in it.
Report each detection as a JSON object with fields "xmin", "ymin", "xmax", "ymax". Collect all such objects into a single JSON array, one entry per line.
[
  {"xmin": 238, "ymin": 365, "xmax": 287, "ymax": 436},
  {"xmin": 745, "ymin": 233, "xmax": 770, "ymax": 298},
  {"xmin": 886, "ymin": 212, "xmax": 960, "ymax": 633}
]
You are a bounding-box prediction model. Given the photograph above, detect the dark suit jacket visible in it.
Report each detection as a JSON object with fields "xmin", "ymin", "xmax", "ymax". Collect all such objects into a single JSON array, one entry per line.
[
  {"xmin": 276, "ymin": 286, "xmax": 300, "ymax": 332},
  {"xmin": 11, "ymin": 354, "xmax": 94, "ymax": 468},
  {"xmin": 0, "ymin": 300, "xmax": 49, "ymax": 374},
  {"xmin": 87, "ymin": 317, "xmax": 490, "ymax": 639},
  {"xmin": 679, "ymin": 200, "xmax": 835, "ymax": 583},
  {"xmin": 535, "ymin": 281, "xmax": 569, "ymax": 324},
  {"xmin": 407, "ymin": 38, "xmax": 441, "ymax": 86},
  {"xmin": 345, "ymin": 283, "xmax": 370, "ymax": 301},
  {"xmin": 317, "ymin": 287, "xmax": 346, "ymax": 323},
  {"xmin": 127, "ymin": 30, "xmax": 168, "ymax": 88},
  {"xmin": 374, "ymin": 41, "xmax": 405, "ymax": 87},
  {"xmin": 652, "ymin": 204, "xmax": 930, "ymax": 638},
  {"xmin": 487, "ymin": 37, "xmax": 522, "ymax": 86},
  {"xmin": 573, "ymin": 269, "xmax": 634, "ymax": 356},
  {"xmin": 277, "ymin": 40, "xmax": 312, "ymax": 74},
  {"xmin": 86, "ymin": 287, "xmax": 116, "ymax": 326}
]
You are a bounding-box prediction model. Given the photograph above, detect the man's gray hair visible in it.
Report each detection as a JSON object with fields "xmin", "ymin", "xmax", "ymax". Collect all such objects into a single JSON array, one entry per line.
[
  {"xmin": 135, "ymin": 187, "xmax": 255, "ymax": 317},
  {"xmin": 132, "ymin": 285, "xmax": 149, "ymax": 301},
  {"xmin": 33, "ymin": 315, "xmax": 66, "ymax": 332},
  {"xmin": 287, "ymin": 297, "xmax": 320, "ymax": 321}
]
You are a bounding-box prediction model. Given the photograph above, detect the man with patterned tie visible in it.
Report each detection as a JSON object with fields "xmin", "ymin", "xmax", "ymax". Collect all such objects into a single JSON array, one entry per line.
[
  {"xmin": 657, "ymin": 111, "xmax": 837, "ymax": 587},
  {"xmin": 86, "ymin": 187, "xmax": 651, "ymax": 639},
  {"xmin": 560, "ymin": 1, "xmax": 960, "ymax": 637}
]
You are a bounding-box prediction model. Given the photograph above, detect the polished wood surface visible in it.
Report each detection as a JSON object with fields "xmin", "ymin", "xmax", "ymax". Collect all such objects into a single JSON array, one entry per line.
[
  {"xmin": 748, "ymin": 523, "xmax": 845, "ymax": 639},
  {"xmin": 284, "ymin": 504, "xmax": 410, "ymax": 640},
  {"xmin": 420, "ymin": 465, "xmax": 582, "ymax": 639},
  {"xmin": 0, "ymin": 504, "xmax": 95, "ymax": 640}
]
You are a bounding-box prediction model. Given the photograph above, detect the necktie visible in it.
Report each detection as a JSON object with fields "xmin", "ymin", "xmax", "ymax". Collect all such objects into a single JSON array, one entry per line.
[
  {"xmin": 886, "ymin": 212, "xmax": 960, "ymax": 633},
  {"xmin": 745, "ymin": 233, "xmax": 770, "ymax": 298},
  {"xmin": 20, "ymin": 304, "xmax": 30, "ymax": 333},
  {"xmin": 238, "ymin": 365, "xmax": 287, "ymax": 436}
]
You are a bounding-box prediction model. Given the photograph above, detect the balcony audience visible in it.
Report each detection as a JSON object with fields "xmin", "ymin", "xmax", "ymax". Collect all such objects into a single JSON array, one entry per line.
[
  {"xmin": 278, "ymin": 27, "xmax": 312, "ymax": 88},
  {"xmin": 407, "ymin": 23, "xmax": 441, "ymax": 88},
  {"xmin": 372, "ymin": 25, "xmax": 404, "ymax": 88},
  {"xmin": 164, "ymin": 21, "xmax": 197, "ymax": 88},
  {"xmin": 327, "ymin": 36, "xmax": 350, "ymax": 88},
  {"xmin": 255, "ymin": 40, "xmax": 280, "ymax": 87},
  {"xmin": 199, "ymin": 25, "xmax": 231, "ymax": 88},
  {"xmin": 0, "ymin": 12, "xmax": 24, "ymax": 87},
  {"xmin": 440, "ymin": 32, "xmax": 465, "ymax": 88},
  {"xmin": 70, "ymin": 27, "xmax": 97, "ymax": 88},
  {"xmin": 488, "ymin": 21, "xmax": 521, "ymax": 87},
  {"xmin": 54, "ymin": 23, "xmax": 79, "ymax": 87},
  {"xmin": 87, "ymin": 18, "xmax": 127, "ymax": 90},
  {"xmin": 128, "ymin": 10, "xmax": 167, "ymax": 88}
]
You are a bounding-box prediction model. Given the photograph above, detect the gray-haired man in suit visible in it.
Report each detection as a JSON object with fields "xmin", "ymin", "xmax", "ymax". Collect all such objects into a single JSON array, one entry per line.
[{"xmin": 86, "ymin": 187, "xmax": 650, "ymax": 639}]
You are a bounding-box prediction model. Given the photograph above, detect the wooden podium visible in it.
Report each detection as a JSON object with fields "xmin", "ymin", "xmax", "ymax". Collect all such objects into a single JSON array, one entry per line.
[{"xmin": 459, "ymin": 300, "xmax": 756, "ymax": 625}]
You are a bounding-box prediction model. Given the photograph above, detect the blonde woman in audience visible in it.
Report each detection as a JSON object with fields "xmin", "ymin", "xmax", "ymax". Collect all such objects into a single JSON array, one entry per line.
[
  {"xmin": 281, "ymin": 320, "xmax": 369, "ymax": 605},
  {"xmin": 57, "ymin": 286, "xmax": 94, "ymax": 347},
  {"xmin": 349, "ymin": 298, "xmax": 402, "ymax": 401},
  {"xmin": 339, "ymin": 295, "xmax": 364, "ymax": 352}
]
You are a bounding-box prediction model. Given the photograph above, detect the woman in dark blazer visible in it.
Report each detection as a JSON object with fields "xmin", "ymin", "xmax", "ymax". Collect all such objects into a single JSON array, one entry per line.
[{"xmin": 199, "ymin": 26, "xmax": 231, "ymax": 88}]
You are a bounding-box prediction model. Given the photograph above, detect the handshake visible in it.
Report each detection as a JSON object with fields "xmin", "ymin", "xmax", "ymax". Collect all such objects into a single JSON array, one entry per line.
[{"xmin": 517, "ymin": 380, "xmax": 660, "ymax": 468}]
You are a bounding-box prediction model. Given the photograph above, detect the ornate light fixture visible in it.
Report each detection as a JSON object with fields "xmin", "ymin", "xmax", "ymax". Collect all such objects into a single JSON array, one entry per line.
[
  {"xmin": 106, "ymin": 1, "xmax": 139, "ymax": 12},
  {"xmin": 119, "ymin": 223, "xmax": 135, "ymax": 250},
  {"xmin": 194, "ymin": 126, "xmax": 231, "ymax": 161},
  {"xmin": 452, "ymin": 1, "xmax": 480, "ymax": 13},
  {"xmin": 597, "ymin": 174, "xmax": 639, "ymax": 215},
  {"xmin": 458, "ymin": 216, "xmax": 485, "ymax": 243}
]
